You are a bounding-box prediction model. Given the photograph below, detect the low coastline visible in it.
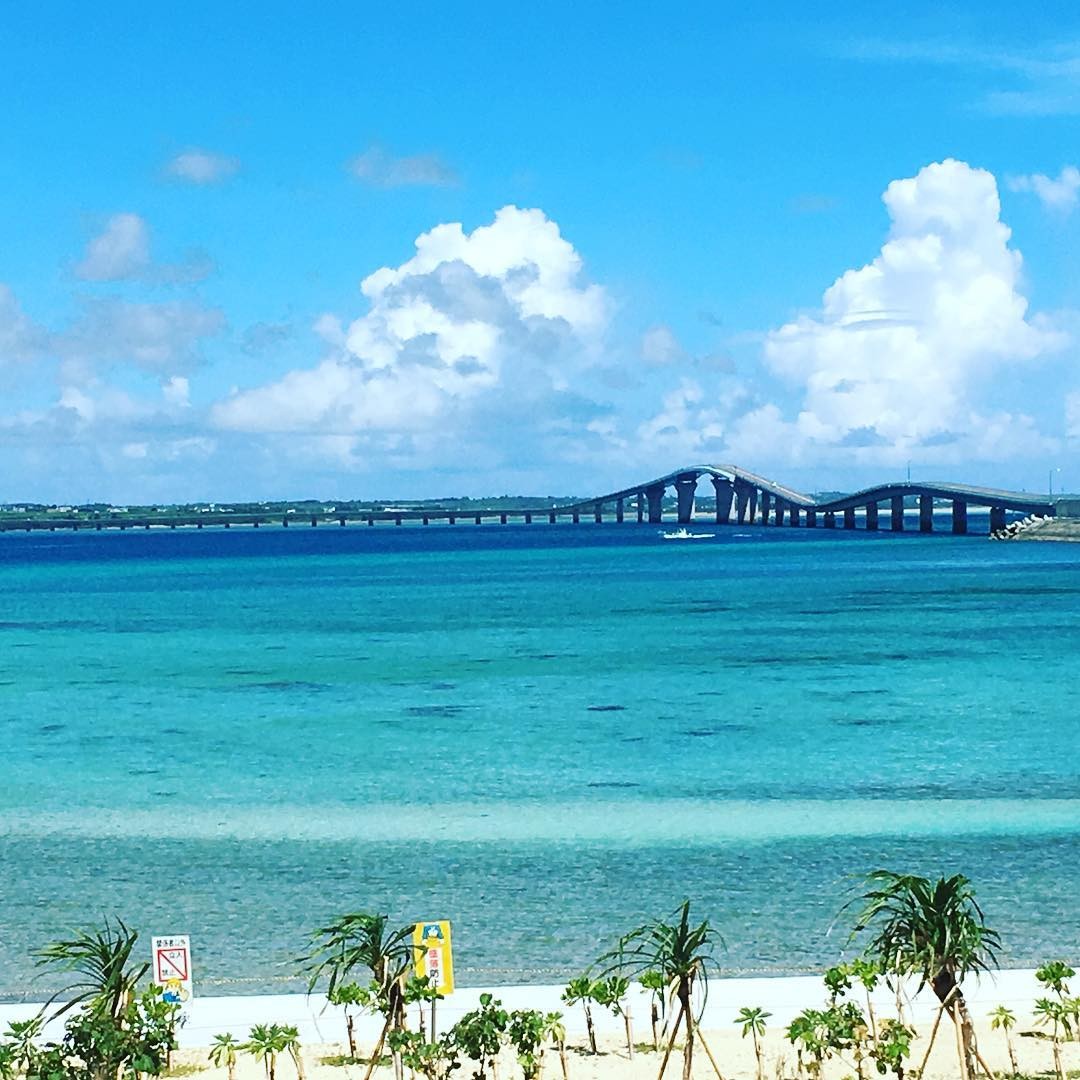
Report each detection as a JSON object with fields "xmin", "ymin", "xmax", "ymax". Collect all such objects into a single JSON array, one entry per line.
[{"xmin": 1, "ymin": 969, "xmax": 1074, "ymax": 1078}]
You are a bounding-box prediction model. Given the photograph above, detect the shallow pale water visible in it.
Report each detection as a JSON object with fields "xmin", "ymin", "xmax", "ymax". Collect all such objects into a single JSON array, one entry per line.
[{"xmin": 1, "ymin": 524, "xmax": 1077, "ymax": 998}]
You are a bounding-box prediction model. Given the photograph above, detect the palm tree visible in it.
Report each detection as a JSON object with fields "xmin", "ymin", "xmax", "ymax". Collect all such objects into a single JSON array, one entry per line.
[
  {"xmin": 245, "ymin": 1024, "xmax": 285, "ymax": 1080},
  {"xmin": 209, "ymin": 1033, "xmax": 241, "ymax": 1080},
  {"xmin": 299, "ymin": 912, "xmax": 413, "ymax": 1004},
  {"xmin": 298, "ymin": 912, "xmax": 413, "ymax": 1080},
  {"xmin": 278, "ymin": 1025, "xmax": 306, "ymax": 1080},
  {"xmin": 546, "ymin": 1014, "xmax": 569, "ymax": 1080},
  {"xmin": 845, "ymin": 871, "xmax": 1000, "ymax": 1080},
  {"xmin": 988, "ymin": 1006, "xmax": 1018, "ymax": 1077},
  {"xmin": 736, "ymin": 1006, "xmax": 770, "ymax": 1080},
  {"xmin": 34, "ymin": 917, "xmax": 148, "ymax": 1019},
  {"xmin": 599, "ymin": 899, "xmax": 724, "ymax": 1080}
]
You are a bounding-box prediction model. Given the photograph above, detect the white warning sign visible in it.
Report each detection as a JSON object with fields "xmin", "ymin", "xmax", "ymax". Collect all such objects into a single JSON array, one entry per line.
[{"xmin": 152, "ymin": 935, "xmax": 193, "ymax": 1006}]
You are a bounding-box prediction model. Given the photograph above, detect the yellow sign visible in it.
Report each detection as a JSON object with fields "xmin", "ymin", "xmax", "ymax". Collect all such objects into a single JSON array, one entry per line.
[{"xmin": 413, "ymin": 920, "xmax": 454, "ymax": 995}]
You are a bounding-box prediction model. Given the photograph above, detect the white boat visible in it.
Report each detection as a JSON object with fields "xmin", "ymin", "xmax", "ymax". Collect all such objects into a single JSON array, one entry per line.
[{"xmin": 661, "ymin": 527, "xmax": 713, "ymax": 540}]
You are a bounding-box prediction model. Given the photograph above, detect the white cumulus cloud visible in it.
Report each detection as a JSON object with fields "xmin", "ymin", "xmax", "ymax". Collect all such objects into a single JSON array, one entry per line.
[
  {"xmin": 763, "ymin": 158, "xmax": 1065, "ymax": 461},
  {"xmin": 1008, "ymin": 165, "xmax": 1080, "ymax": 211},
  {"xmin": 213, "ymin": 206, "xmax": 610, "ymax": 444}
]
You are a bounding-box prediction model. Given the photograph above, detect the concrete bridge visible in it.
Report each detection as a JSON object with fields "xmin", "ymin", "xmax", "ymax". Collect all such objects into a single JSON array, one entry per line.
[
  {"xmin": 554, "ymin": 465, "xmax": 1055, "ymax": 534},
  {"xmin": 0, "ymin": 465, "xmax": 1057, "ymax": 534}
]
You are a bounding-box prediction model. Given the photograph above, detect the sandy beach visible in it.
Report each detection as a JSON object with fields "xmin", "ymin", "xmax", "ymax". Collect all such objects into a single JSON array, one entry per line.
[{"xmin": 2, "ymin": 970, "xmax": 1073, "ymax": 1079}]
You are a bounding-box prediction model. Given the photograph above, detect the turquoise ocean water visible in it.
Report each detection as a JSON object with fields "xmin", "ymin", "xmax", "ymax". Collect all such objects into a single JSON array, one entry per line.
[{"xmin": 1, "ymin": 523, "xmax": 1078, "ymax": 999}]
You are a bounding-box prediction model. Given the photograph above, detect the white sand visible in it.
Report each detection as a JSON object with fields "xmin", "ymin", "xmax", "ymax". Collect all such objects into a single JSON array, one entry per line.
[{"xmin": 1, "ymin": 970, "xmax": 1073, "ymax": 1079}]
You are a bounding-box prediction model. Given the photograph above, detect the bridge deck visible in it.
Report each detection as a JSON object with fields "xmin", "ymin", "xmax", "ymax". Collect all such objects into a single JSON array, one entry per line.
[
  {"xmin": 0, "ymin": 465, "xmax": 1056, "ymax": 533},
  {"xmin": 553, "ymin": 466, "xmax": 1052, "ymax": 516}
]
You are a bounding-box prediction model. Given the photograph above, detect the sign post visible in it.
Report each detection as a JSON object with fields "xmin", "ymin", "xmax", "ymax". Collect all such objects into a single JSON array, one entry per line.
[
  {"xmin": 413, "ymin": 921, "xmax": 453, "ymax": 1038},
  {"xmin": 151, "ymin": 935, "xmax": 193, "ymax": 1009}
]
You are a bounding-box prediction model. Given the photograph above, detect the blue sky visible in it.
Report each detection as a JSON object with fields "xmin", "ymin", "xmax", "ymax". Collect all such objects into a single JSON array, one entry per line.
[{"xmin": 4, "ymin": 1, "xmax": 1080, "ymax": 502}]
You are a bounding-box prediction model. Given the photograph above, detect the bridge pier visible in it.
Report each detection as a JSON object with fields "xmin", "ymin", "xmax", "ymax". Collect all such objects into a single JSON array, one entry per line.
[
  {"xmin": 616, "ymin": 498, "xmax": 624, "ymax": 523},
  {"xmin": 824, "ymin": 511, "xmax": 835, "ymax": 528},
  {"xmin": 760, "ymin": 491, "xmax": 772, "ymax": 525},
  {"xmin": 594, "ymin": 501, "xmax": 603, "ymax": 523},
  {"xmin": 734, "ymin": 482, "xmax": 750, "ymax": 524},
  {"xmin": 865, "ymin": 502, "xmax": 879, "ymax": 531},
  {"xmin": 637, "ymin": 492, "xmax": 645, "ymax": 523},
  {"xmin": 500, "ymin": 513, "xmax": 507, "ymax": 524},
  {"xmin": 646, "ymin": 484, "xmax": 665, "ymax": 524},
  {"xmin": 572, "ymin": 510, "xmax": 580, "ymax": 524},
  {"xmin": 806, "ymin": 510, "xmax": 816, "ymax": 528},
  {"xmin": 990, "ymin": 505, "xmax": 1006, "ymax": 532},
  {"xmin": 713, "ymin": 478, "xmax": 734, "ymax": 524},
  {"xmin": 675, "ymin": 474, "xmax": 697, "ymax": 524},
  {"xmin": 952, "ymin": 499, "xmax": 968, "ymax": 535},
  {"xmin": 919, "ymin": 494, "xmax": 933, "ymax": 533},
  {"xmin": 525, "ymin": 512, "xmax": 532, "ymax": 524},
  {"xmin": 891, "ymin": 495, "xmax": 904, "ymax": 532},
  {"xmin": 843, "ymin": 507, "xmax": 856, "ymax": 529},
  {"xmin": 549, "ymin": 510, "xmax": 556, "ymax": 524},
  {"xmin": 789, "ymin": 506, "xmax": 800, "ymax": 527},
  {"xmin": 774, "ymin": 499, "xmax": 785, "ymax": 526}
]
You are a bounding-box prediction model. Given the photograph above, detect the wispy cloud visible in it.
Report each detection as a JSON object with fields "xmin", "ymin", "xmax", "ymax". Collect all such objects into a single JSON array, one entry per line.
[
  {"xmin": 790, "ymin": 194, "xmax": 838, "ymax": 215},
  {"xmin": 843, "ymin": 37, "xmax": 1080, "ymax": 116},
  {"xmin": 348, "ymin": 146, "xmax": 458, "ymax": 188},
  {"xmin": 75, "ymin": 214, "xmax": 214, "ymax": 284},
  {"xmin": 165, "ymin": 149, "xmax": 240, "ymax": 184},
  {"xmin": 76, "ymin": 213, "xmax": 150, "ymax": 282},
  {"xmin": 1008, "ymin": 166, "xmax": 1080, "ymax": 212}
]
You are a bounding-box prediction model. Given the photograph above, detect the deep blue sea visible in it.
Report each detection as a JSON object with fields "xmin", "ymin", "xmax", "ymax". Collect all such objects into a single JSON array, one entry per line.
[{"xmin": 2, "ymin": 523, "xmax": 1078, "ymax": 1000}]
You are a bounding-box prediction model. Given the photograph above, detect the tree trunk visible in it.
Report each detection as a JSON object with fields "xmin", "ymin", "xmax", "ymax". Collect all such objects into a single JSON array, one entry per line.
[
  {"xmin": 362, "ymin": 1014, "xmax": 392, "ymax": 1080},
  {"xmin": 932, "ymin": 970, "xmax": 977, "ymax": 1080},
  {"xmin": 1052, "ymin": 1039, "xmax": 1064, "ymax": 1080},
  {"xmin": 1005, "ymin": 1032, "xmax": 1018, "ymax": 1077},
  {"xmin": 584, "ymin": 1004, "xmax": 596, "ymax": 1055},
  {"xmin": 346, "ymin": 1014, "xmax": 356, "ymax": 1058},
  {"xmin": 624, "ymin": 1006, "xmax": 634, "ymax": 1059},
  {"xmin": 657, "ymin": 1000, "xmax": 686, "ymax": 1080},
  {"xmin": 651, "ymin": 1002, "xmax": 660, "ymax": 1051},
  {"xmin": 951, "ymin": 1002, "xmax": 970, "ymax": 1080},
  {"xmin": 916, "ymin": 1002, "xmax": 947, "ymax": 1077},
  {"xmin": 679, "ymin": 981, "xmax": 694, "ymax": 1080},
  {"xmin": 290, "ymin": 1047, "xmax": 307, "ymax": 1080}
]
